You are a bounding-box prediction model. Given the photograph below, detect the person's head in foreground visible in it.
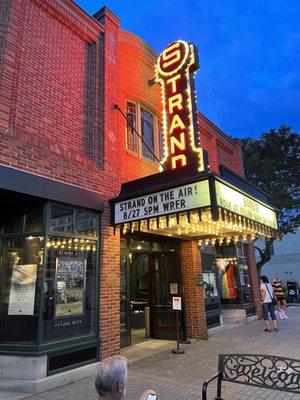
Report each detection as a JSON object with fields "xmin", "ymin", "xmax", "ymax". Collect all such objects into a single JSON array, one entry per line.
[
  {"xmin": 95, "ymin": 356, "xmax": 127, "ymax": 400},
  {"xmin": 95, "ymin": 355, "xmax": 158, "ymax": 400}
]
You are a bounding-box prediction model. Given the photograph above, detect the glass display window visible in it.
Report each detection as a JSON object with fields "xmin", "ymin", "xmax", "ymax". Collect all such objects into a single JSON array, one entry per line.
[
  {"xmin": 203, "ymin": 272, "xmax": 218, "ymax": 302},
  {"xmin": 50, "ymin": 205, "xmax": 74, "ymax": 233},
  {"xmin": 0, "ymin": 197, "xmax": 99, "ymax": 350},
  {"xmin": 43, "ymin": 237, "xmax": 97, "ymax": 342},
  {"xmin": 129, "ymin": 239, "xmax": 151, "ymax": 251},
  {"xmin": 75, "ymin": 210, "xmax": 98, "ymax": 237},
  {"xmin": 215, "ymin": 257, "xmax": 239, "ymax": 304},
  {"xmin": 214, "ymin": 242, "xmax": 254, "ymax": 306},
  {"xmin": 201, "ymin": 252, "xmax": 220, "ymax": 308},
  {"xmin": 0, "ymin": 236, "xmax": 44, "ymax": 343},
  {"xmin": 238, "ymin": 262, "xmax": 252, "ymax": 303}
]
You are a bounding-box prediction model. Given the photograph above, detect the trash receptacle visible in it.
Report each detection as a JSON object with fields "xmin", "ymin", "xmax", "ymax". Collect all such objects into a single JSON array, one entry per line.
[{"xmin": 287, "ymin": 281, "xmax": 299, "ymax": 303}]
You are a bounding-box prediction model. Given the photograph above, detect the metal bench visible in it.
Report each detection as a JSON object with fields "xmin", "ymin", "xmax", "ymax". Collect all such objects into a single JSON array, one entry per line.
[{"xmin": 202, "ymin": 353, "xmax": 300, "ymax": 399}]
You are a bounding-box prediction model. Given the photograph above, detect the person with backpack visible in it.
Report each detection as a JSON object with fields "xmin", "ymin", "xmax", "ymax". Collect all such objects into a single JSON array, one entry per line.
[{"xmin": 260, "ymin": 275, "xmax": 278, "ymax": 332}]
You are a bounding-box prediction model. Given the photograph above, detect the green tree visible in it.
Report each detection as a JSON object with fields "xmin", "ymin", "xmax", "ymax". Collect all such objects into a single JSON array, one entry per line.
[{"xmin": 241, "ymin": 125, "xmax": 300, "ymax": 275}]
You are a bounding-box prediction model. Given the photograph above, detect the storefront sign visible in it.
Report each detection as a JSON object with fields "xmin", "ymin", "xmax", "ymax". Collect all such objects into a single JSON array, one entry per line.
[
  {"xmin": 172, "ymin": 296, "xmax": 182, "ymax": 311},
  {"xmin": 8, "ymin": 264, "xmax": 37, "ymax": 315},
  {"xmin": 114, "ymin": 180, "xmax": 210, "ymax": 224},
  {"xmin": 215, "ymin": 180, "xmax": 277, "ymax": 229},
  {"xmin": 155, "ymin": 40, "xmax": 205, "ymax": 172}
]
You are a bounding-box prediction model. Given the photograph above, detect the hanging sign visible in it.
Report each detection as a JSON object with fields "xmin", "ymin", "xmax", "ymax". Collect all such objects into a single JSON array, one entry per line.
[
  {"xmin": 215, "ymin": 180, "xmax": 278, "ymax": 229},
  {"xmin": 155, "ymin": 40, "xmax": 205, "ymax": 172},
  {"xmin": 114, "ymin": 179, "xmax": 210, "ymax": 224},
  {"xmin": 172, "ymin": 296, "xmax": 182, "ymax": 311}
]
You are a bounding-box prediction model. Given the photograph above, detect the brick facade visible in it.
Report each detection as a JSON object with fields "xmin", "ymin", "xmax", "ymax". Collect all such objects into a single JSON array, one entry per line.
[
  {"xmin": 0, "ymin": 0, "xmax": 262, "ymax": 363},
  {"xmin": 181, "ymin": 240, "xmax": 207, "ymax": 338}
]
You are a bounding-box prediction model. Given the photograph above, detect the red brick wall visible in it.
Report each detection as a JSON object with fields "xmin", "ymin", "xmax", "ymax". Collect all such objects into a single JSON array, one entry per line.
[
  {"xmin": 0, "ymin": 0, "xmax": 106, "ymax": 190},
  {"xmin": 93, "ymin": 7, "xmax": 123, "ymax": 359},
  {"xmin": 181, "ymin": 240, "xmax": 207, "ymax": 338},
  {"xmin": 0, "ymin": 0, "xmax": 255, "ymax": 360},
  {"xmin": 199, "ymin": 113, "xmax": 245, "ymax": 177},
  {"xmin": 117, "ymin": 30, "xmax": 161, "ymax": 183}
]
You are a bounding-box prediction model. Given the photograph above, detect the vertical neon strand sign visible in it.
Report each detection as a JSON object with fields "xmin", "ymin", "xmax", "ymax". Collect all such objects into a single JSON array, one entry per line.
[{"xmin": 155, "ymin": 40, "xmax": 205, "ymax": 172}]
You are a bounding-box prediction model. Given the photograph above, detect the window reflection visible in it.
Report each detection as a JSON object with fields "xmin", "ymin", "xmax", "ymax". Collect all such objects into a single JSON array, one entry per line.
[
  {"xmin": 50, "ymin": 206, "xmax": 74, "ymax": 233},
  {"xmin": 0, "ymin": 237, "xmax": 44, "ymax": 343},
  {"xmin": 141, "ymin": 107, "xmax": 155, "ymax": 161}
]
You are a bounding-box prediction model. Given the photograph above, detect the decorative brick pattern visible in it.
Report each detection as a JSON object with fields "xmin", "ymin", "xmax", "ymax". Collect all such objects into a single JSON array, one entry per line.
[{"xmin": 180, "ymin": 240, "xmax": 207, "ymax": 338}]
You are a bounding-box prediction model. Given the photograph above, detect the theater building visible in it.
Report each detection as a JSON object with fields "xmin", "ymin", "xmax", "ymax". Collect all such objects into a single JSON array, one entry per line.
[{"xmin": 0, "ymin": 0, "xmax": 278, "ymax": 393}]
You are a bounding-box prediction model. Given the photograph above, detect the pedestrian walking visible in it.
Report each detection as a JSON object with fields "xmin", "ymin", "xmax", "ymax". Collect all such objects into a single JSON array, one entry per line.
[
  {"xmin": 272, "ymin": 274, "xmax": 288, "ymax": 319},
  {"xmin": 95, "ymin": 355, "xmax": 157, "ymax": 400},
  {"xmin": 260, "ymin": 275, "xmax": 278, "ymax": 332}
]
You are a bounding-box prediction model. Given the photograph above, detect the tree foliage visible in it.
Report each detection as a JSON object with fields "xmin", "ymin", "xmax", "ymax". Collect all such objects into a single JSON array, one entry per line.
[{"xmin": 241, "ymin": 125, "xmax": 300, "ymax": 273}]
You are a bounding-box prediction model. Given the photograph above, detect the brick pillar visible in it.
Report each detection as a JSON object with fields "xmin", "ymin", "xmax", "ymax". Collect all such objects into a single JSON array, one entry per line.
[
  {"xmin": 94, "ymin": 7, "xmax": 122, "ymax": 360},
  {"xmin": 245, "ymin": 242, "xmax": 262, "ymax": 318},
  {"xmin": 181, "ymin": 240, "xmax": 207, "ymax": 338},
  {"xmin": 99, "ymin": 203, "xmax": 120, "ymax": 359}
]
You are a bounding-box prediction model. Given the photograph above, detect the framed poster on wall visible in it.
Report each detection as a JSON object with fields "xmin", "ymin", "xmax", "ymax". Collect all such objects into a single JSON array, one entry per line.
[
  {"xmin": 54, "ymin": 257, "xmax": 86, "ymax": 318},
  {"xmin": 8, "ymin": 263, "xmax": 38, "ymax": 315}
]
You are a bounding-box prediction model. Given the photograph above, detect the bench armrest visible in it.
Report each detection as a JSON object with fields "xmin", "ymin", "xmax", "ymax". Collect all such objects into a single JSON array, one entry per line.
[{"xmin": 202, "ymin": 371, "xmax": 222, "ymax": 400}]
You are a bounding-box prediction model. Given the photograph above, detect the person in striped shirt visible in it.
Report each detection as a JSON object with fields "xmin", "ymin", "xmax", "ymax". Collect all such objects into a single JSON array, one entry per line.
[{"xmin": 272, "ymin": 274, "xmax": 288, "ymax": 319}]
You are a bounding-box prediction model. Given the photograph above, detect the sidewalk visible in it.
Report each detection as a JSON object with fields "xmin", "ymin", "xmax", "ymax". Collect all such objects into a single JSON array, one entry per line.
[{"xmin": 8, "ymin": 306, "xmax": 300, "ymax": 400}]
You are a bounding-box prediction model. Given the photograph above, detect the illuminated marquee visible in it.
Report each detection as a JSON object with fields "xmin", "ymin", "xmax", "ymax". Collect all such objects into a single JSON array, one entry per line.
[{"xmin": 155, "ymin": 40, "xmax": 205, "ymax": 171}]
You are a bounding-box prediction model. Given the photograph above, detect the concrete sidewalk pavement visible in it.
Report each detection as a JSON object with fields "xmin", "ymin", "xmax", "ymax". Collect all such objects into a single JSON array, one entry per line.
[{"xmin": 7, "ymin": 305, "xmax": 300, "ymax": 400}]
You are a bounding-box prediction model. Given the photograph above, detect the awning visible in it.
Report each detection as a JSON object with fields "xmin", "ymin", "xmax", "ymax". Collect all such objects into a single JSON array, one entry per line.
[
  {"xmin": 0, "ymin": 164, "xmax": 104, "ymax": 211},
  {"xmin": 111, "ymin": 166, "xmax": 279, "ymax": 244}
]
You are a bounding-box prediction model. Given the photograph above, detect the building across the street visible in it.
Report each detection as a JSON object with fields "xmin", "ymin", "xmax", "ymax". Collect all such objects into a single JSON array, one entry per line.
[
  {"xmin": 260, "ymin": 230, "xmax": 300, "ymax": 302},
  {"xmin": 0, "ymin": 0, "xmax": 278, "ymax": 394}
]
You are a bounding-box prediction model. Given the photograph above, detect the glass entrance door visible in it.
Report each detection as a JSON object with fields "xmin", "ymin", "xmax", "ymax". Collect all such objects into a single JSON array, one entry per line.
[
  {"xmin": 120, "ymin": 255, "xmax": 130, "ymax": 347},
  {"xmin": 150, "ymin": 253, "xmax": 184, "ymax": 340}
]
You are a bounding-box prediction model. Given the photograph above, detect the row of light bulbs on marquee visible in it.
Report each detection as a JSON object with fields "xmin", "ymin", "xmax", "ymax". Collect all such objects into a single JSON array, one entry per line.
[
  {"xmin": 121, "ymin": 207, "xmax": 276, "ymax": 245},
  {"xmin": 46, "ymin": 237, "xmax": 96, "ymax": 252}
]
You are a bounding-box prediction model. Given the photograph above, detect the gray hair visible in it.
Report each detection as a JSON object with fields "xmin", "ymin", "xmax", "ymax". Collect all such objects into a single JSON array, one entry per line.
[{"xmin": 95, "ymin": 356, "xmax": 128, "ymax": 396}]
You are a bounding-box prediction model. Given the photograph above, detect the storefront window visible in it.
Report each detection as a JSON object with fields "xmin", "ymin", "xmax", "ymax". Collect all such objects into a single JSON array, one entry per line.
[
  {"xmin": 201, "ymin": 252, "xmax": 219, "ymax": 308},
  {"xmin": 50, "ymin": 205, "xmax": 74, "ymax": 233},
  {"xmin": 76, "ymin": 210, "xmax": 98, "ymax": 237},
  {"xmin": 43, "ymin": 237, "xmax": 97, "ymax": 342},
  {"xmin": 0, "ymin": 236, "xmax": 44, "ymax": 343},
  {"xmin": 2, "ymin": 213, "xmax": 23, "ymax": 234},
  {"xmin": 0, "ymin": 199, "xmax": 99, "ymax": 350},
  {"xmin": 130, "ymin": 239, "xmax": 151, "ymax": 251},
  {"xmin": 238, "ymin": 262, "xmax": 252, "ymax": 303},
  {"xmin": 25, "ymin": 205, "xmax": 44, "ymax": 232},
  {"xmin": 216, "ymin": 258, "xmax": 239, "ymax": 304},
  {"xmin": 215, "ymin": 243, "xmax": 253, "ymax": 305}
]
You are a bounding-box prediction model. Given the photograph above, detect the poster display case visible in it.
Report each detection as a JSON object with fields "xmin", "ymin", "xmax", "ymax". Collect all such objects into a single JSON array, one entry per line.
[
  {"xmin": 54, "ymin": 257, "xmax": 86, "ymax": 318},
  {"xmin": 8, "ymin": 263, "xmax": 38, "ymax": 315},
  {"xmin": 0, "ymin": 201, "xmax": 99, "ymax": 351}
]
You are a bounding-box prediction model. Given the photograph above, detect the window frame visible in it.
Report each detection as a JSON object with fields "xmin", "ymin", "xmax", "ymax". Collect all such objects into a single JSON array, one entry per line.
[{"xmin": 125, "ymin": 101, "xmax": 163, "ymax": 163}]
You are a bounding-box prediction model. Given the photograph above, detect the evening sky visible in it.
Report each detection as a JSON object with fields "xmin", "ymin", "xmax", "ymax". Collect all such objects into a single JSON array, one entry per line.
[{"xmin": 76, "ymin": 0, "xmax": 300, "ymax": 139}]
